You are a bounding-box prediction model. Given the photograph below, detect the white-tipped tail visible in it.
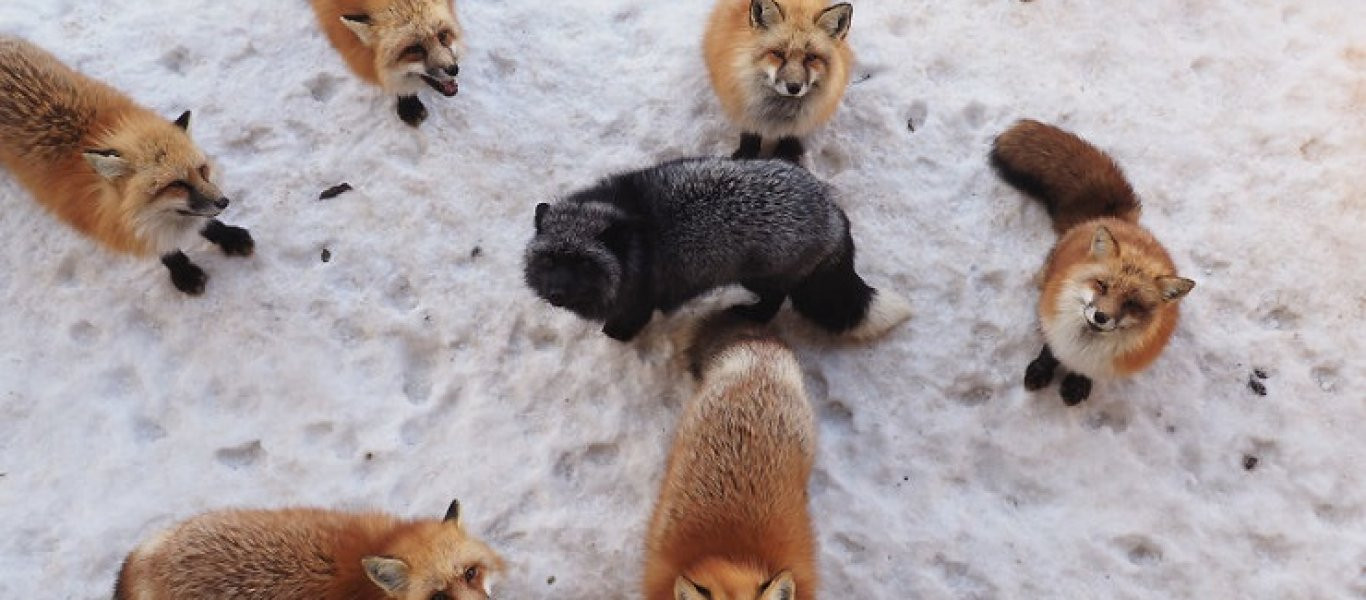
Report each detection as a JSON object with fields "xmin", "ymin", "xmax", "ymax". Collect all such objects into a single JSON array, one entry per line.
[{"xmin": 843, "ymin": 289, "xmax": 911, "ymax": 342}]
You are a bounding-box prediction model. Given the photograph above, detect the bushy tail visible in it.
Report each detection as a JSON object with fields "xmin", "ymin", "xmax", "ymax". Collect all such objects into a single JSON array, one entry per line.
[
  {"xmin": 990, "ymin": 119, "xmax": 1141, "ymax": 234},
  {"xmin": 789, "ymin": 223, "xmax": 911, "ymax": 342}
]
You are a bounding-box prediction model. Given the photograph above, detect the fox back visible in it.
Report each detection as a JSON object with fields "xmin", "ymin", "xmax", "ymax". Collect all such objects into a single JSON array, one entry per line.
[
  {"xmin": 704, "ymin": 0, "xmax": 854, "ymax": 138},
  {"xmin": 312, "ymin": 0, "xmax": 463, "ymax": 96},
  {"xmin": 0, "ymin": 36, "xmax": 228, "ymax": 256},
  {"xmin": 115, "ymin": 503, "xmax": 505, "ymax": 600},
  {"xmin": 644, "ymin": 316, "xmax": 817, "ymax": 600}
]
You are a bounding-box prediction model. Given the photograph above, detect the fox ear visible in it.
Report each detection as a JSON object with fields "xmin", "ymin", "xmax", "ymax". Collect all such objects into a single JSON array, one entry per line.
[
  {"xmin": 341, "ymin": 14, "xmax": 375, "ymax": 46},
  {"xmin": 816, "ymin": 3, "xmax": 853, "ymax": 40},
  {"xmin": 172, "ymin": 110, "xmax": 191, "ymax": 131},
  {"xmin": 83, "ymin": 149, "xmax": 132, "ymax": 180},
  {"xmin": 1157, "ymin": 276, "xmax": 1195, "ymax": 301},
  {"xmin": 534, "ymin": 203, "xmax": 550, "ymax": 233},
  {"xmin": 443, "ymin": 498, "xmax": 461, "ymax": 524},
  {"xmin": 362, "ymin": 556, "xmax": 409, "ymax": 594},
  {"xmin": 1089, "ymin": 225, "xmax": 1118, "ymax": 260},
  {"xmin": 759, "ymin": 571, "xmax": 797, "ymax": 600},
  {"xmin": 673, "ymin": 576, "xmax": 710, "ymax": 600},
  {"xmin": 750, "ymin": 0, "xmax": 785, "ymax": 29}
]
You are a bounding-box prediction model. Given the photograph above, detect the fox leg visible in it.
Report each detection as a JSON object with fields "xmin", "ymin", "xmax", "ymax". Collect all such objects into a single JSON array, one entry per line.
[
  {"xmin": 201, "ymin": 219, "xmax": 255, "ymax": 257},
  {"xmin": 732, "ymin": 133, "xmax": 762, "ymax": 159},
  {"xmin": 1059, "ymin": 373, "xmax": 1093, "ymax": 405},
  {"xmin": 602, "ymin": 302, "xmax": 654, "ymax": 342},
  {"xmin": 1024, "ymin": 345, "xmax": 1059, "ymax": 390},
  {"xmin": 397, "ymin": 95, "xmax": 428, "ymax": 127},
  {"xmin": 161, "ymin": 251, "xmax": 207, "ymax": 296},
  {"xmin": 773, "ymin": 136, "xmax": 805, "ymax": 163},
  {"xmin": 730, "ymin": 280, "xmax": 787, "ymax": 323}
]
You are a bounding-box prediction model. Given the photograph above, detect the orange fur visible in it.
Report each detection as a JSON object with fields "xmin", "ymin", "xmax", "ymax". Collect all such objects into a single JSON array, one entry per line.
[
  {"xmin": 645, "ymin": 316, "xmax": 817, "ymax": 600},
  {"xmin": 115, "ymin": 504, "xmax": 504, "ymax": 600},
  {"xmin": 0, "ymin": 36, "xmax": 220, "ymax": 257},
  {"xmin": 311, "ymin": 0, "xmax": 461, "ymax": 92},
  {"xmin": 704, "ymin": 0, "xmax": 854, "ymax": 139},
  {"xmin": 991, "ymin": 120, "xmax": 1194, "ymax": 381}
]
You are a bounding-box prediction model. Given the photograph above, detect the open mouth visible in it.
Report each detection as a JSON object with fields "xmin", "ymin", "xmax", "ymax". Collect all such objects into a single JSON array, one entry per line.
[
  {"xmin": 176, "ymin": 208, "xmax": 219, "ymax": 218},
  {"xmin": 421, "ymin": 74, "xmax": 459, "ymax": 97}
]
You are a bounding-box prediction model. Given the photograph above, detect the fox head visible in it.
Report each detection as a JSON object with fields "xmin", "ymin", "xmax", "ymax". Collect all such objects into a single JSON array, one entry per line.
[
  {"xmin": 362, "ymin": 499, "xmax": 506, "ymax": 600},
  {"xmin": 1061, "ymin": 226, "xmax": 1195, "ymax": 336},
  {"xmin": 524, "ymin": 200, "xmax": 636, "ymax": 320},
  {"xmin": 341, "ymin": 0, "xmax": 463, "ymax": 97},
  {"xmin": 675, "ymin": 559, "xmax": 797, "ymax": 600},
  {"xmin": 748, "ymin": 0, "xmax": 852, "ymax": 99},
  {"xmin": 82, "ymin": 111, "xmax": 227, "ymax": 241}
]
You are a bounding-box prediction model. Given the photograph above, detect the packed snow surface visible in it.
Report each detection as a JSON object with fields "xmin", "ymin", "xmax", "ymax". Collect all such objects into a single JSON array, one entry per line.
[{"xmin": 1, "ymin": 1, "xmax": 1363, "ymax": 598}]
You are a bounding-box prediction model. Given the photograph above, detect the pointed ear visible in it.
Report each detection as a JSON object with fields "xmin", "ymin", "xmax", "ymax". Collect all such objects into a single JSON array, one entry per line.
[
  {"xmin": 1089, "ymin": 225, "xmax": 1118, "ymax": 260},
  {"xmin": 83, "ymin": 149, "xmax": 132, "ymax": 180},
  {"xmin": 534, "ymin": 203, "xmax": 550, "ymax": 233},
  {"xmin": 362, "ymin": 556, "xmax": 409, "ymax": 594},
  {"xmin": 341, "ymin": 14, "xmax": 375, "ymax": 46},
  {"xmin": 172, "ymin": 110, "xmax": 191, "ymax": 131},
  {"xmin": 673, "ymin": 576, "xmax": 710, "ymax": 600},
  {"xmin": 1157, "ymin": 276, "xmax": 1195, "ymax": 301},
  {"xmin": 759, "ymin": 571, "xmax": 797, "ymax": 600},
  {"xmin": 816, "ymin": 3, "xmax": 853, "ymax": 40},
  {"xmin": 443, "ymin": 498, "xmax": 461, "ymax": 524},
  {"xmin": 749, "ymin": 0, "xmax": 785, "ymax": 29}
]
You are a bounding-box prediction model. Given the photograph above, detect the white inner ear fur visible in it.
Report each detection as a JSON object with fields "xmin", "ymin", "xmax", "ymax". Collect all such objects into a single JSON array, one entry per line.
[
  {"xmin": 674, "ymin": 576, "xmax": 708, "ymax": 600},
  {"xmin": 340, "ymin": 16, "xmax": 374, "ymax": 46},
  {"xmin": 760, "ymin": 571, "xmax": 797, "ymax": 600},
  {"xmin": 83, "ymin": 151, "xmax": 132, "ymax": 180},
  {"xmin": 361, "ymin": 556, "xmax": 409, "ymax": 594},
  {"xmin": 816, "ymin": 4, "xmax": 853, "ymax": 40}
]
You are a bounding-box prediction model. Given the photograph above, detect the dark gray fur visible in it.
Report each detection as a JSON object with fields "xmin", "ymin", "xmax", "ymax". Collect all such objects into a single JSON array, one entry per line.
[{"xmin": 524, "ymin": 157, "xmax": 878, "ymax": 341}]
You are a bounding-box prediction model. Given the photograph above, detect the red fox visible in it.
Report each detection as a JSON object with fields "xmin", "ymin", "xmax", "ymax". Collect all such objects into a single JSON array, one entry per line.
[
  {"xmin": 704, "ymin": 0, "xmax": 854, "ymax": 163},
  {"xmin": 312, "ymin": 0, "xmax": 463, "ymax": 127},
  {"xmin": 0, "ymin": 36, "xmax": 253, "ymax": 295},
  {"xmin": 113, "ymin": 499, "xmax": 505, "ymax": 600},
  {"xmin": 644, "ymin": 314, "xmax": 817, "ymax": 600},
  {"xmin": 991, "ymin": 119, "xmax": 1195, "ymax": 405}
]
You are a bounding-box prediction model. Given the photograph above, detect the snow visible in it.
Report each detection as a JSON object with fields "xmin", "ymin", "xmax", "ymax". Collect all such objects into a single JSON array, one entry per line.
[{"xmin": 1, "ymin": 0, "xmax": 1363, "ymax": 598}]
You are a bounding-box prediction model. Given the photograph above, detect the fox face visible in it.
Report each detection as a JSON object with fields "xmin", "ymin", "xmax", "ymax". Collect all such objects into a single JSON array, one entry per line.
[
  {"xmin": 748, "ymin": 0, "xmax": 852, "ymax": 99},
  {"xmin": 82, "ymin": 111, "xmax": 226, "ymax": 251},
  {"xmin": 676, "ymin": 560, "xmax": 796, "ymax": 600},
  {"xmin": 1057, "ymin": 226, "xmax": 1194, "ymax": 336},
  {"xmin": 524, "ymin": 202, "xmax": 633, "ymax": 320},
  {"xmin": 363, "ymin": 500, "xmax": 506, "ymax": 600},
  {"xmin": 341, "ymin": 1, "xmax": 462, "ymax": 97}
]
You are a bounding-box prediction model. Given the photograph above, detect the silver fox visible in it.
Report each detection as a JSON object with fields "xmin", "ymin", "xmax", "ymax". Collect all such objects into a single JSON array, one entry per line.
[{"xmin": 523, "ymin": 157, "xmax": 910, "ymax": 341}]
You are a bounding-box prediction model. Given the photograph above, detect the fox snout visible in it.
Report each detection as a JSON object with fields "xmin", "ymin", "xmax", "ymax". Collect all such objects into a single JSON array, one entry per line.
[
  {"xmin": 180, "ymin": 187, "xmax": 228, "ymax": 217},
  {"xmin": 1083, "ymin": 304, "xmax": 1118, "ymax": 332}
]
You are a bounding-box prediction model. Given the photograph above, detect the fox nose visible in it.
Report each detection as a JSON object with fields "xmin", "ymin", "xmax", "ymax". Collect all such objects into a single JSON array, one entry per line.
[
  {"xmin": 1093, "ymin": 311, "xmax": 1110, "ymax": 325},
  {"xmin": 445, "ymin": 64, "xmax": 459, "ymax": 77},
  {"xmin": 785, "ymin": 82, "xmax": 802, "ymax": 95},
  {"xmin": 214, "ymin": 197, "xmax": 230, "ymax": 210}
]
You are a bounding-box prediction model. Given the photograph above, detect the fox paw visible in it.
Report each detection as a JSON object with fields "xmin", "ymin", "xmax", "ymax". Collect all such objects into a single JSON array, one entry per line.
[
  {"xmin": 397, "ymin": 95, "xmax": 428, "ymax": 127},
  {"xmin": 216, "ymin": 226, "xmax": 255, "ymax": 257},
  {"xmin": 1024, "ymin": 358, "xmax": 1056, "ymax": 390},
  {"xmin": 168, "ymin": 263, "xmax": 207, "ymax": 295},
  {"xmin": 1059, "ymin": 374, "xmax": 1092, "ymax": 406}
]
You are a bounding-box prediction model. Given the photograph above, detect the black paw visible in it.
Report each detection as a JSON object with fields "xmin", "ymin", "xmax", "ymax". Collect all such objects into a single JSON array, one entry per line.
[
  {"xmin": 1024, "ymin": 357, "xmax": 1056, "ymax": 390},
  {"xmin": 162, "ymin": 252, "xmax": 207, "ymax": 296},
  {"xmin": 602, "ymin": 320, "xmax": 645, "ymax": 342},
  {"xmin": 1059, "ymin": 374, "xmax": 1092, "ymax": 406},
  {"xmin": 731, "ymin": 133, "xmax": 762, "ymax": 159},
  {"xmin": 397, "ymin": 95, "xmax": 427, "ymax": 127},
  {"xmin": 773, "ymin": 137, "xmax": 805, "ymax": 163},
  {"xmin": 202, "ymin": 220, "xmax": 254, "ymax": 257}
]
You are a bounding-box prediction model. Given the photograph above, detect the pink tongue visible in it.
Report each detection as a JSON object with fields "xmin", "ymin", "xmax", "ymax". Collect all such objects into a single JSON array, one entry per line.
[{"xmin": 441, "ymin": 80, "xmax": 458, "ymax": 96}]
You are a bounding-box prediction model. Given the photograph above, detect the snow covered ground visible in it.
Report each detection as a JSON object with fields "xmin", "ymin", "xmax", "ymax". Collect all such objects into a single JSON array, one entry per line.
[{"xmin": 1, "ymin": 0, "xmax": 1363, "ymax": 597}]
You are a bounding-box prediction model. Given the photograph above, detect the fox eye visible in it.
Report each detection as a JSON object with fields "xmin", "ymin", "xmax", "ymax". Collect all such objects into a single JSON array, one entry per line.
[
  {"xmin": 768, "ymin": 50, "xmax": 785, "ymax": 62},
  {"xmin": 438, "ymin": 29, "xmax": 454, "ymax": 46},
  {"xmin": 198, "ymin": 164, "xmax": 210, "ymax": 180},
  {"xmin": 463, "ymin": 566, "xmax": 479, "ymax": 582},
  {"xmin": 1122, "ymin": 300, "xmax": 1146, "ymax": 315},
  {"xmin": 401, "ymin": 44, "xmax": 426, "ymax": 61},
  {"xmin": 429, "ymin": 593, "xmax": 451, "ymax": 600},
  {"xmin": 1094, "ymin": 279, "xmax": 1109, "ymax": 294},
  {"xmin": 805, "ymin": 55, "xmax": 824, "ymax": 67}
]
